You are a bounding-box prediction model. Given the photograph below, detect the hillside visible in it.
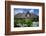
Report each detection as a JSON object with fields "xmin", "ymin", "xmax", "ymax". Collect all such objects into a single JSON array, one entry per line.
[{"xmin": 14, "ymin": 12, "xmax": 39, "ymax": 19}]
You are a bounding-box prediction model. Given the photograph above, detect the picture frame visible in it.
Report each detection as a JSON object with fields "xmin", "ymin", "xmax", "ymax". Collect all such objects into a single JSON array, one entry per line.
[{"xmin": 5, "ymin": 1, "xmax": 45, "ymax": 35}]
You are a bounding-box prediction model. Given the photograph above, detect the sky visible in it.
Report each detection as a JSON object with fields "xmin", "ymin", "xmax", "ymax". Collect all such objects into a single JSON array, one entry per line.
[{"xmin": 14, "ymin": 8, "xmax": 39, "ymax": 16}]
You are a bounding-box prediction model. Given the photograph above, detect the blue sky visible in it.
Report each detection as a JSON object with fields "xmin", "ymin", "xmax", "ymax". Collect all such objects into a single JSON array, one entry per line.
[{"xmin": 14, "ymin": 8, "xmax": 39, "ymax": 16}]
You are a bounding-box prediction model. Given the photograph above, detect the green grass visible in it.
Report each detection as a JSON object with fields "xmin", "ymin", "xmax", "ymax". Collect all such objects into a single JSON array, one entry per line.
[{"xmin": 14, "ymin": 18, "xmax": 33, "ymax": 27}]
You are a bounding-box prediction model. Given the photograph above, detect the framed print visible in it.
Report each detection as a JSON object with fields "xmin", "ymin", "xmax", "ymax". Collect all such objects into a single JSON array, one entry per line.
[{"xmin": 5, "ymin": 1, "xmax": 45, "ymax": 35}]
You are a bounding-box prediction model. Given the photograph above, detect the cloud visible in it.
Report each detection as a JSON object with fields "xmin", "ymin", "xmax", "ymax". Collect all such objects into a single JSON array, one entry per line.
[
  {"xmin": 14, "ymin": 10, "xmax": 23, "ymax": 15},
  {"xmin": 29, "ymin": 9, "xmax": 34, "ymax": 13}
]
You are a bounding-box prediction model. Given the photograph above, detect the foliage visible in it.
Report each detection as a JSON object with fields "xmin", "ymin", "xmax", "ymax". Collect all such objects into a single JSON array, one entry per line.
[{"xmin": 14, "ymin": 18, "xmax": 33, "ymax": 27}]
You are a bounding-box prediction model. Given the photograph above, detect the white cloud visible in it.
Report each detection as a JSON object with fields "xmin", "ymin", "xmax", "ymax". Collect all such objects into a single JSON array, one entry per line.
[
  {"xmin": 29, "ymin": 9, "xmax": 34, "ymax": 13},
  {"xmin": 14, "ymin": 10, "xmax": 23, "ymax": 15}
]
